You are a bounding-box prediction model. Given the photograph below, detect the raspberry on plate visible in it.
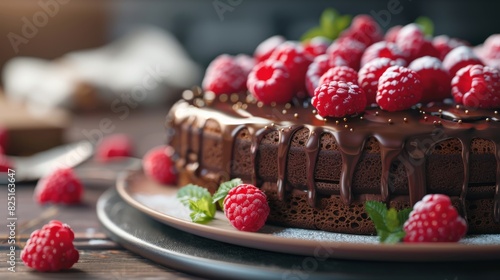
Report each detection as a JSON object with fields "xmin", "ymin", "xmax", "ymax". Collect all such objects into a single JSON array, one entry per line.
[
  {"xmin": 0, "ymin": 126, "xmax": 7, "ymax": 153},
  {"xmin": 34, "ymin": 168, "xmax": 83, "ymax": 205},
  {"xmin": 202, "ymin": 54, "xmax": 247, "ymax": 95},
  {"xmin": 247, "ymin": 59, "xmax": 294, "ymax": 104},
  {"xmin": 95, "ymin": 133, "xmax": 133, "ymax": 162},
  {"xmin": 408, "ymin": 56, "xmax": 451, "ymax": 103},
  {"xmin": 143, "ymin": 145, "xmax": 177, "ymax": 185},
  {"xmin": 443, "ymin": 46, "xmax": 484, "ymax": 77},
  {"xmin": 0, "ymin": 154, "xmax": 13, "ymax": 172},
  {"xmin": 223, "ymin": 184, "xmax": 270, "ymax": 232},
  {"xmin": 403, "ymin": 194, "xmax": 467, "ymax": 242},
  {"xmin": 21, "ymin": 220, "xmax": 79, "ymax": 271},
  {"xmin": 358, "ymin": 57, "xmax": 404, "ymax": 104},
  {"xmin": 318, "ymin": 66, "xmax": 358, "ymax": 86},
  {"xmin": 376, "ymin": 66, "xmax": 423, "ymax": 111},
  {"xmin": 269, "ymin": 41, "xmax": 313, "ymax": 97},
  {"xmin": 451, "ymin": 64, "xmax": 500, "ymax": 108},
  {"xmin": 303, "ymin": 36, "xmax": 331, "ymax": 58},
  {"xmin": 312, "ymin": 81, "xmax": 367, "ymax": 118},
  {"xmin": 253, "ymin": 35, "xmax": 286, "ymax": 63},
  {"xmin": 360, "ymin": 41, "xmax": 407, "ymax": 67}
]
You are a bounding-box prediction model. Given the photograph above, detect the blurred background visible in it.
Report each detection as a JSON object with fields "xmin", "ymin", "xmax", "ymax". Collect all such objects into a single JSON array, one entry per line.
[
  {"xmin": 0, "ymin": 0, "xmax": 498, "ymax": 156},
  {"xmin": 0, "ymin": 0, "xmax": 498, "ymax": 69}
]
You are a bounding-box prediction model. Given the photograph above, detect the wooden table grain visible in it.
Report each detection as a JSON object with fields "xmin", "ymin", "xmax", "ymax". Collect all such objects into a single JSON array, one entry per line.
[{"xmin": 0, "ymin": 108, "xmax": 205, "ymax": 279}]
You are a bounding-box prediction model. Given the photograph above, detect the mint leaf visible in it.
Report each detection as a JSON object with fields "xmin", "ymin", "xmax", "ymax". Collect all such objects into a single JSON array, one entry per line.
[
  {"xmin": 385, "ymin": 208, "xmax": 400, "ymax": 232},
  {"xmin": 188, "ymin": 197, "xmax": 216, "ymax": 223},
  {"xmin": 212, "ymin": 178, "xmax": 243, "ymax": 208},
  {"xmin": 415, "ymin": 16, "xmax": 434, "ymax": 36},
  {"xmin": 365, "ymin": 200, "xmax": 412, "ymax": 243},
  {"xmin": 177, "ymin": 184, "xmax": 211, "ymax": 208},
  {"xmin": 300, "ymin": 27, "xmax": 325, "ymax": 42},
  {"xmin": 301, "ymin": 8, "xmax": 351, "ymax": 42},
  {"xmin": 365, "ymin": 201, "xmax": 389, "ymax": 232},
  {"xmin": 384, "ymin": 231, "xmax": 406, "ymax": 244},
  {"xmin": 320, "ymin": 8, "xmax": 338, "ymax": 39},
  {"xmin": 335, "ymin": 14, "xmax": 352, "ymax": 36},
  {"xmin": 397, "ymin": 208, "xmax": 412, "ymax": 225}
]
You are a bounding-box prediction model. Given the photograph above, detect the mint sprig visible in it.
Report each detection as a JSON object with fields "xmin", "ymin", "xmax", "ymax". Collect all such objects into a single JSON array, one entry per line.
[
  {"xmin": 301, "ymin": 8, "xmax": 351, "ymax": 42},
  {"xmin": 365, "ymin": 201, "xmax": 412, "ymax": 243},
  {"xmin": 177, "ymin": 184, "xmax": 216, "ymax": 223},
  {"xmin": 212, "ymin": 178, "xmax": 242, "ymax": 208},
  {"xmin": 177, "ymin": 178, "xmax": 244, "ymax": 224},
  {"xmin": 415, "ymin": 16, "xmax": 434, "ymax": 36}
]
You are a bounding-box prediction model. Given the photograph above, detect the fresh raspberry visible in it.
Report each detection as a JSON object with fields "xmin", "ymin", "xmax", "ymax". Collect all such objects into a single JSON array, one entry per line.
[
  {"xmin": 312, "ymin": 81, "xmax": 367, "ymax": 118},
  {"xmin": 305, "ymin": 54, "xmax": 336, "ymax": 97},
  {"xmin": 432, "ymin": 35, "xmax": 467, "ymax": 60},
  {"xmin": 396, "ymin": 23, "xmax": 439, "ymax": 62},
  {"xmin": 269, "ymin": 41, "xmax": 313, "ymax": 97},
  {"xmin": 223, "ymin": 184, "xmax": 270, "ymax": 232},
  {"xmin": 95, "ymin": 134, "xmax": 133, "ymax": 162},
  {"xmin": 318, "ymin": 66, "xmax": 358, "ymax": 86},
  {"xmin": 442, "ymin": 46, "xmax": 484, "ymax": 77},
  {"xmin": 408, "ymin": 56, "xmax": 452, "ymax": 103},
  {"xmin": 247, "ymin": 59, "xmax": 295, "ymax": 104},
  {"xmin": 0, "ymin": 126, "xmax": 7, "ymax": 153},
  {"xmin": 254, "ymin": 35, "xmax": 285, "ymax": 63},
  {"xmin": 341, "ymin": 14, "xmax": 383, "ymax": 47},
  {"xmin": 384, "ymin": 25, "xmax": 402, "ymax": 43},
  {"xmin": 34, "ymin": 168, "xmax": 83, "ymax": 205},
  {"xmin": 451, "ymin": 64, "xmax": 500, "ymax": 108},
  {"xmin": 327, "ymin": 37, "xmax": 366, "ymax": 70},
  {"xmin": 143, "ymin": 145, "xmax": 177, "ymax": 185},
  {"xmin": 21, "ymin": 220, "xmax": 79, "ymax": 271},
  {"xmin": 234, "ymin": 54, "xmax": 255, "ymax": 77},
  {"xmin": 358, "ymin": 58, "xmax": 404, "ymax": 104},
  {"xmin": 360, "ymin": 41, "xmax": 407, "ymax": 66},
  {"xmin": 0, "ymin": 154, "xmax": 13, "ymax": 172},
  {"xmin": 403, "ymin": 194, "xmax": 467, "ymax": 242},
  {"xmin": 202, "ymin": 54, "xmax": 247, "ymax": 95},
  {"xmin": 480, "ymin": 34, "xmax": 500, "ymax": 60},
  {"xmin": 376, "ymin": 66, "xmax": 423, "ymax": 111},
  {"xmin": 303, "ymin": 36, "xmax": 331, "ymax": 58}
]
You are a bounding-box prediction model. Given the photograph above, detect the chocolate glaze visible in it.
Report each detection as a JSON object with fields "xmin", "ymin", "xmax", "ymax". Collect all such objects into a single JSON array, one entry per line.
[{"xmin": 167, "ymin": 90, "xmax": 500, "ymax": 224}]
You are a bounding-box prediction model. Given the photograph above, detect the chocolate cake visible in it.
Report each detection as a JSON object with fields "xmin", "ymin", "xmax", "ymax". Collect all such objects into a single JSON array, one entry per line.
[{"xmin": 166, "ymin": 88, "xmax": 500, "ymax": 235}]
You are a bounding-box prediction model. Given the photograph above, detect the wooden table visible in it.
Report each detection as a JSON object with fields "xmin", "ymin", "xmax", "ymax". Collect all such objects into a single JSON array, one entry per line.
[{"xmin": 0, "ymin": 107, "xmax": 204, "ymax": 279}]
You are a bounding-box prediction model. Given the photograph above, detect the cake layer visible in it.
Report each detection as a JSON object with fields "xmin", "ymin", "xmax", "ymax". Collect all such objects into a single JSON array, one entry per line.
[{"xmin": 167, "ymin": 90, "xmax": 500, "ymax": 234}]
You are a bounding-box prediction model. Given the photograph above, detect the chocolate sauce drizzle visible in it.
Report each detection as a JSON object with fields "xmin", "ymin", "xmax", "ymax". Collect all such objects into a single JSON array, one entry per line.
[{"xmin": 168, "ymin": 91, "xmax": 500, "ymax": 224}]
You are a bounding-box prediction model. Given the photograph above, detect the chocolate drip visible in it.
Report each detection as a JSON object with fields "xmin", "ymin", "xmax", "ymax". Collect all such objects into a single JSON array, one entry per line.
[
  {"xmin": 250, "ymin": 127, "xmax": 272, "ymax": 186},
  {"xmin": 379, "ymin": 148, "xmax": 401, "ymax": 202},
  {"xmin": 167, "ymin": 93, "xmax": 500, "ymax": 224},
  {"xmin": 305, "ymin": 128, "xmax": 322, "ymax": 207},
  {"xmin": 459, "ymin": 138, "xmax": 472, "ymax": 222},
  {"xmin": 495, "ymin": 142, "xmax": 500, "ymax": 223},
  {"xmin": 277, "ymin": 125, "xmax": 303, "ymax": 200}
]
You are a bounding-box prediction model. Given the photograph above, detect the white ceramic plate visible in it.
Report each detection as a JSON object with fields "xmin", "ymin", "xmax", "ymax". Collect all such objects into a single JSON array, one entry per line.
[{"xmin": 116, "ymin": 171, "xmax": 500, "ymax": 262}]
